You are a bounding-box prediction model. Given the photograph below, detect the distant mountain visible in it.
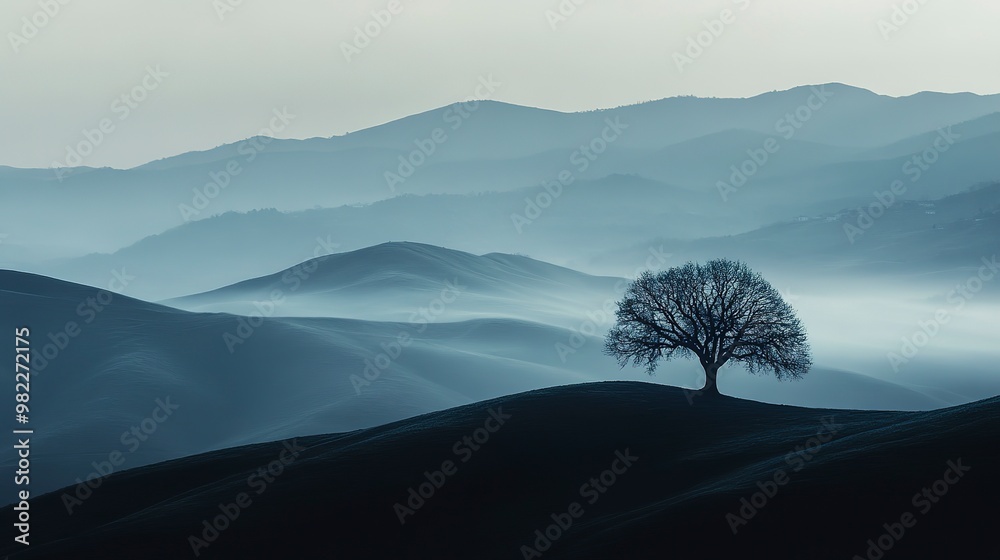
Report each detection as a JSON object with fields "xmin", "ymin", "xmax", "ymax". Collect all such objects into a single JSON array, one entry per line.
[
  {"xmin": 4, "ymin": 84, "xmax": 1000, "ymax": 262},
  {"xmin": 32, "ymin": 175, "xmax": 1000, "ymax": 304},
  {"xmin": 860, "ymin": 112, "xmax": 1000, "ymax": 160},
  {"xmin": 746, "ymin": 128, "xmax": 1000, "ymax": 206},
  {"xmin": 33, "ymin": 175, "xmax": 720, "ymax": 300},
  {"xmin": 595, "ymin": 182, "xmax": 1000, "ymax": 278},
  {"xmin": 138, "ymin": 85, "xmax": 1000, "ymax": 170},
  {"xmin": 621, "ymin": 129, "xmax": 866, "ymax": 188},
  {"xmin": 5, "ymin": 382, "xmax": 997, "ymax": 558}
]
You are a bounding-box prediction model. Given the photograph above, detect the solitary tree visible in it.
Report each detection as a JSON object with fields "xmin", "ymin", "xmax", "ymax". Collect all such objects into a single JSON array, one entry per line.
[{"xmin": 604, "ymin": 259, "xmax": 811, "ymax": 398}]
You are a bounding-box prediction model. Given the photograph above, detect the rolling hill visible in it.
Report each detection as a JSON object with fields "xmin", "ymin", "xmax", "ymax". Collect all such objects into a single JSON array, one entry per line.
[
  {"xmin": 0, "ymin": 269, "xmax": 643, "ymax": 497},
  {"xmin": 0, "ymin": 260, "xmax": 961, "ymax": 499},
  {"xmin": 3, "ymin": 382, "xmax": 996, "ymax": 559},
  {"xmin": 165, "ymin": 242, "xmax": 624, "ymax": 328}
]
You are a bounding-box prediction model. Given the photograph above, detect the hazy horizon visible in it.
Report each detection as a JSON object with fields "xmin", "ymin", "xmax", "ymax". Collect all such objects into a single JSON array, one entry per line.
[
  {"xmin": 3, "ymin": 81, "xmax": 997, "ymax": 172},
  {"xmin": 3, "ymin": 0, "xmax": 999, "ymax": 169}
]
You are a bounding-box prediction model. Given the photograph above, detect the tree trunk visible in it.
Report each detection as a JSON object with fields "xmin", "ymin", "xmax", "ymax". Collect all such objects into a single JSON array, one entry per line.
[{"xmin": 701, "ymin": 364, "xmax": 723, "ymax": 398}]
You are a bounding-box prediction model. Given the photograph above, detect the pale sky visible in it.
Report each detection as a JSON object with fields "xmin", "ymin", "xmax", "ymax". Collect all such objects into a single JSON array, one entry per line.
[{"xmin": 1, "ymin": 0, "xmax": 996, "ymax": 169}]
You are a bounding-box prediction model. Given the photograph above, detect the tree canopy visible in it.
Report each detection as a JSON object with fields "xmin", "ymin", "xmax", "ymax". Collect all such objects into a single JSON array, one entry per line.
[{"xmin": 604, "ymin": 259, "xmax": 811, "ymax": 396}]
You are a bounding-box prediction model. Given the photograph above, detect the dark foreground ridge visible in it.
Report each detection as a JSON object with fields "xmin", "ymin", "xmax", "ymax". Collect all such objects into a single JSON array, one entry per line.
[{"xmin": 4, "ymin": 382, "xmax": 998, "ymax": 559}]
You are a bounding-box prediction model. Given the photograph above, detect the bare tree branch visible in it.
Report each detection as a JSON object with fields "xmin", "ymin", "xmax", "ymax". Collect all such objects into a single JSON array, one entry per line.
[{"xmin": 605, "ymin": 259, "xmax": 812, "ymax": 395}]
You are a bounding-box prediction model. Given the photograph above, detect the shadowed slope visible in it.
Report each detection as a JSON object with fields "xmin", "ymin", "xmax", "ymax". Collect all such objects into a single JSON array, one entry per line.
[{"xmin": 4, "ymin": 382, "xmax": 997, "ymax": 559}]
